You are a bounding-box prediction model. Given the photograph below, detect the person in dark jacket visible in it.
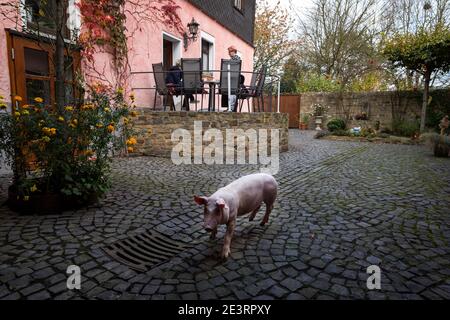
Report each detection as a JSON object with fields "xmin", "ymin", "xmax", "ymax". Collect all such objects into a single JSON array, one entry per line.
[{"xmin": 165, "ymin": 60, "xmax": 194, "ymax": 111}]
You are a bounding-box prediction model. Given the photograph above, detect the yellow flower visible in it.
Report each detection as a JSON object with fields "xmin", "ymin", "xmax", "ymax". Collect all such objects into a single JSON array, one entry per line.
[
  {"xmin": 81, "ymin": 104, "xmax": 95, "ymax": 111},
  {"xmin": 34, "ymin": 97, "xmax": 44, "ymax": 103},
  {"xmin": 31, "ymin": 185, "xmax": 38, "ymax": 193},
  {"xmin": 58, "ymin": 116, "xmax": 65, "ymax": 123},
  {"xmin": 96, "ymin": 123, "xmax": 104, "ymax": 129},
  {"xmin": 21, "ymin": 104, "xmax": 32, "ymax": 109},
  {"xmin": 42, "ymin": 136, "xmax": 51, "ymax": 143},
  {"xmin": 14, "ymin": 112, "xmax": 21, "ymax": 117},
  {"xmin": 104, "ymin": 107, "xmax": 111, "ymax": 113},
  {"xmin": 22, "ymin": 110, "xmax": 30, "ymax": 116},
  {"xmin": 50, "ymin": 128, "xmax": 57, "ymax": 135},
  {"xmin": 14, "ymin": 95, "xmax": 22, "ymax": 102},
  {"xmin": 117, "ymin": 87, "xmax": 124, "ymax": 95},
  {"xmin": 0, "ymin": 95, "xmax": 4, "ymax": 100},
  {"xmin": 123, "ymin": 117, "xmax": 129, "ymax": 125},
  {"xmin": 126, "ymin": 137, "xmax": 138, "ymax": 146},
  {"xmin": 65, "ymin": 106, "xmax": 74, "ymax": 112},
  {"xmin": 0, "ymin": 103, "xmax": 7, "ymax": 110}
]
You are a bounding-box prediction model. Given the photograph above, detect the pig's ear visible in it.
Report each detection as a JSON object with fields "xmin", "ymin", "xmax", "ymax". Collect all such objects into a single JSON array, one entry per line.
[
  {"xmin": 194, "ymin": 196, "xmax": 208, "ymax": 205},
  {"xmin": 216, "ymin": 199, "xmax": 226, "ymax": 209}
]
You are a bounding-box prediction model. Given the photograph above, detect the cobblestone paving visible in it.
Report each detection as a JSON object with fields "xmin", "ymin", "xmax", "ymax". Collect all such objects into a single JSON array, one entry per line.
[{"xmin": 0, "ymin": 131, "xmax": 449, "ymax": 300}]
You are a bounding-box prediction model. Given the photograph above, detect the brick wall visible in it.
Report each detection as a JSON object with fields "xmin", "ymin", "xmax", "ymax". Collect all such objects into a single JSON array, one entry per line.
[
  {"xmin": 299, "ymin": 90, "xmax": 450, "ymax": 131},
  {"xmin": 133, "ymin": 110, "xmax": 289, "ymax": 158}
]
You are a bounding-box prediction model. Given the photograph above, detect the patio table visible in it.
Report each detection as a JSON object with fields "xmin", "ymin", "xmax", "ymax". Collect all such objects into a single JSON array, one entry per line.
[{"xmin": 203, "ymin": 80, "xmax": 220, "ymax": 112}]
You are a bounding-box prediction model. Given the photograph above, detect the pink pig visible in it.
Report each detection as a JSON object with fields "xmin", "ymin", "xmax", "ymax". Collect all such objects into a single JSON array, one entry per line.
[{"xmin": 194, "ymin": 173, "xmax": 278, "ymax": 259}]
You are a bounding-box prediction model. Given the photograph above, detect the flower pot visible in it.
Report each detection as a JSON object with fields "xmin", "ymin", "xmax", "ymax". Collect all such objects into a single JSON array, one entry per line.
[
  {"xmin": 7, "ymin": 186, "xmax": 100, "ymax": 215},
  {"xmin": 8, "ymin": 186, "xmax": 63, "ymax": 215},
  {"xmin": 299, "ymin": 123, "xmax": 308, "ymax": 130},
  {"xmin": 315, "ymin": 116, "xmax": 323, "ymax": 131},
  {"xmin": 434, "ymin": 142, "xmax": 450, "ymax": 158}
]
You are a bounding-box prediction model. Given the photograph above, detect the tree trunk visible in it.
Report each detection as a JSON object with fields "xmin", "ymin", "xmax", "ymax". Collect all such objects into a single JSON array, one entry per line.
[
  {"xmin": 420, "ymin": 70, "xmax": 431, "ymax": 133},
  {"xmin": 55, "ymin": 0, "xmax": 66, "ymax": 113}
]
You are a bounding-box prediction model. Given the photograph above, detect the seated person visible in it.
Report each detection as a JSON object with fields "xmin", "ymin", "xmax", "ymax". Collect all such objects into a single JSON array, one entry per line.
[{"xmin": 165, "ymin": 60, "xmax": 194, "ymax": 111}]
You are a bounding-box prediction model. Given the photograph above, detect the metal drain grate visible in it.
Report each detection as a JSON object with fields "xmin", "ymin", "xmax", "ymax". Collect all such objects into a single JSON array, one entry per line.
[{"xmin": 104, "ymin": 230, "xmax": 195, "ymax": 272}]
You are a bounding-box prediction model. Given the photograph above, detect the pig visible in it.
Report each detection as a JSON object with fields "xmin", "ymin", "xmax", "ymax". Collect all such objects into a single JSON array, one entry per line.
[{"xmin": 194, "ymin": 173, "xmax": 278, "ymax": 259}]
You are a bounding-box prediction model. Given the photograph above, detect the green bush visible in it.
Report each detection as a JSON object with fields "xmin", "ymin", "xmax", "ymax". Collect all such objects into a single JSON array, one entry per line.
[
  {"xmin": 393, "ymin": 119, "xmax": 420, "ymax": 137},
  {"xmin": 327, "ymin": 119, "xmax": 346, "ymax": 132},
  {"xmin": 333, "ymin": 129, "xmax": 351, "ymax": 136}
]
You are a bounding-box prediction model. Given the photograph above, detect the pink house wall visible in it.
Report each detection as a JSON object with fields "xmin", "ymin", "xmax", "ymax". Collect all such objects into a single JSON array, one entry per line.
[
  {"xmin": 0, "ymin": 0, "xmax": 255, "ymax": 109},
  {"xmin": 126, "ymin": 0, "xmax": 255, "ymax": 108}
]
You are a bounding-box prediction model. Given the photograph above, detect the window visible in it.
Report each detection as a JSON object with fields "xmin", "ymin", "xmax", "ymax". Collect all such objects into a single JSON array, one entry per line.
[
  {"xmin": 23, "ymin": 0, "xmax": 72, "ymax": 37},
  {"xmin": 202, "ymin": 40, "xmax": 212, "ymax": 71},
  {"xmin": 234, "ymin": 0, "xmax": 243, "ymax": 12}
]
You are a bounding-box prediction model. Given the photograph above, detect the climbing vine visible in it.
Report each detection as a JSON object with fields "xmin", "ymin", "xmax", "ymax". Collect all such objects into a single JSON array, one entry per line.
[{"xmin": 77, "ymin": 0, "xmax": 184, "ymax": 87}]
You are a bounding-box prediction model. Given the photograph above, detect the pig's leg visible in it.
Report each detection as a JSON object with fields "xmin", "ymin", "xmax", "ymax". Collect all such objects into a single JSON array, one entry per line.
[
  {"xmin": 261, "ymin": 202, "xmax": 274, "ymax": 226},
  {"xmin": 249, "ymin": 205, "xmax": 261, "ymax": 221},
  {"xmin": 210, "ymin": 228, "xmax": 218, "ymax": 240},
  {"xmin": 221, "ymin": 219, "xmax": 236, "ymax": 259}
]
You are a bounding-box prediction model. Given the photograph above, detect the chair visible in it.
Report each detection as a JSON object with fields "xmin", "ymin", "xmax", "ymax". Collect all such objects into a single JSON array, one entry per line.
[
  {"xmin": 237, "ymin": 69, "xmax": 260, "ymax": 112},
  {"xmin": 219, "ymin": 59, "xmax": 242, "ymax": 111},
  {"xmin": 253, "ymin": 67, "xmax": 267, "ymax": 112},
  {"xmin": 181, "ymin": 58, "xmax": 204, "ymax": 111},
  {"xmin": 152, "ymin": 63, "xmax": 175, "ymax": 111}
]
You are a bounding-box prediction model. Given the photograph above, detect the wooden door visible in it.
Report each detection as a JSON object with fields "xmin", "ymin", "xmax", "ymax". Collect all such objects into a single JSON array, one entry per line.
[
  {"xmin": 8, "ymin": 32, "xmax": 81, "ymax": 108},
  {"xmin": 279, "ymin": 95, "xmax": 301, "ymax": 128},
  {"xmin": 163, "ymin": 39, "xmax": 173, "ymax": 71}
]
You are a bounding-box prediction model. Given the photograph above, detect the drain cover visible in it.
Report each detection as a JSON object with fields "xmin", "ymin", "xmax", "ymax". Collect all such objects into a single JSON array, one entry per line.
[{"xmin": 104, "ymin": 230, "xmax": 195, "ymax": 272}]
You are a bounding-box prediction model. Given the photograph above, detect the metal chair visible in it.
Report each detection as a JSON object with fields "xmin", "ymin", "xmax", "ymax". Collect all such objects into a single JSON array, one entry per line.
[
  {"xmin": 253, "ymin": 67, "xmax": 267, "ymax": 112},
  {"xmin": 181, "ymin": 58, "xmax": 204, "ymax": 111},
  {"xmin": 219, "ymin": 59, "xmax": 242, "ymax": 112},
  {"xmin": 152, "ymin": 63, "xmax": 174, "ymax": 111},
  {"xmin": 237, "ymin": 69, "xmax": 260, "ymax": 112}
]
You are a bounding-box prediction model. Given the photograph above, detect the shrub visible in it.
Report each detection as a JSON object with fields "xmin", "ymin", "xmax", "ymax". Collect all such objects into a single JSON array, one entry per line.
[
  {"xmin": 327, "ymin": 119, "xmax": 346, "ymax": 132},
  {"xmin": 333, "ymin": 129, "xmax": 351, "ymax": 136},
  {"xmin": 0, "ymin": 85, "xmax": 136, "ymax": 202},
  {"xmin": 393, "ymin": 119, "xmax": 420, "ymax": 137}
]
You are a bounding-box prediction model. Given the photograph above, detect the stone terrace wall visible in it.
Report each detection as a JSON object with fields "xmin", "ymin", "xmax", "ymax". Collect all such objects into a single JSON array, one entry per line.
[
  {"xmin": 133, "ymin": 111, "xmax": 289, "ymax": 158},
  {"xmin": 299, "ymin": 90, "xmax": 450, "ymax": 131}
]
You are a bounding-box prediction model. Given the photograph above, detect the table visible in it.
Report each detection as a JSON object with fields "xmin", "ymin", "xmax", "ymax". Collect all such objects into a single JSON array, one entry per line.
[{"xmin": 203, "ymin": 80, "xmax": 220, "ymax": 112}]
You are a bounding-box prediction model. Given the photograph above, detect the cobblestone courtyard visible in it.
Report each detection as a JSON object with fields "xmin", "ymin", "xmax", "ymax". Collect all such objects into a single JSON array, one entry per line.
[{"xmin": 0, "ymin": 131, "xmax": 449, "ymax": 300}]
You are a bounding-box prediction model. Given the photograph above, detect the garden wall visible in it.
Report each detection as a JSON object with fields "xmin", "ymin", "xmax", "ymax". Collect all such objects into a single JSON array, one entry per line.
[
  {"xmin": 300, "ymin": 89, "xmax": 450, "ymax": 131},
  {"xmin": 133, "ymin": 111, "xmax": 289, "ymax": 158}
]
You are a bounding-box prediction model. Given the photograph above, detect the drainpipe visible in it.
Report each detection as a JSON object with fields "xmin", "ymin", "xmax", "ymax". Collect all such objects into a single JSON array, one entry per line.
[
  {"xmin": 228, "ymin": 64, "xmax": 232, "ymax": 111},
  {"xmin": 277, "ymin": 79, "xmax": 281, "ymax": 113}
]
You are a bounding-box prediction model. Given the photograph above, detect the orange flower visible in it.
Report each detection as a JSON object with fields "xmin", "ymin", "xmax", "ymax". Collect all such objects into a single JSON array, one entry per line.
[
  {"xmin": 34, "ymin": 97, "xmax": 44, "ymax": 103},
  {"xmin": 107, "ymin": 124, "xmax": 115, "ymax": 133},
  {"xmin": 14, "ymin": 95, "xmax": 23, "ymax": 102},
  {"xmin": 127, "ymin": 147, "xmax": 134, "ymax": 153}
]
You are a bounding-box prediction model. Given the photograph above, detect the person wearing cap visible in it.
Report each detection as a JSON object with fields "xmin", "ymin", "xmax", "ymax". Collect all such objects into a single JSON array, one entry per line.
[{"xmin": 223, "ymin": 46, "xmax": 244, "ymax": 112}]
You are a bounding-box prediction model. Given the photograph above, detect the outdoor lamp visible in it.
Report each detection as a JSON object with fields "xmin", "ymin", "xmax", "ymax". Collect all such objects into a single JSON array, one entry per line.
[{"xmin": 184, "ymin": 18, "xmax": 200, "ymax": 50}]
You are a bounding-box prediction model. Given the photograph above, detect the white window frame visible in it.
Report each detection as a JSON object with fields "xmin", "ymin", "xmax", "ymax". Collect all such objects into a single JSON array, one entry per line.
[{"xmin": 162, "ymin": 31, "xmax": 183, "ymax": 67}]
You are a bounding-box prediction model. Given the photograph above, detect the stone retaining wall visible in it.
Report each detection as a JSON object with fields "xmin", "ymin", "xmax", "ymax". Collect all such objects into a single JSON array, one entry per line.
[
  {"xmin": 300, "ymin": 90, "xmax": 450, "ymax": 131},
  {"xmin": 133, "ymin": 110, "xmax": 289, "ymax": 158}
]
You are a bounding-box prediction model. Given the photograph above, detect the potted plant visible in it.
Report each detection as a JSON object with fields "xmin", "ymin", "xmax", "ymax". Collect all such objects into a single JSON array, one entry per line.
[
  {"xmin": 0, "ymin": 85, "xmax": 136, "ymax": 215},
  {"xmin": 310, "ymin": 103, "xmax": 330, "ymax": 131},
  {"xmin": 421, "ymin": 115, "xmax": 450, "ymax": 158},
  {"xmin": 300, "ymin": 114, "xmax": 310, "ymax": 130}
]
